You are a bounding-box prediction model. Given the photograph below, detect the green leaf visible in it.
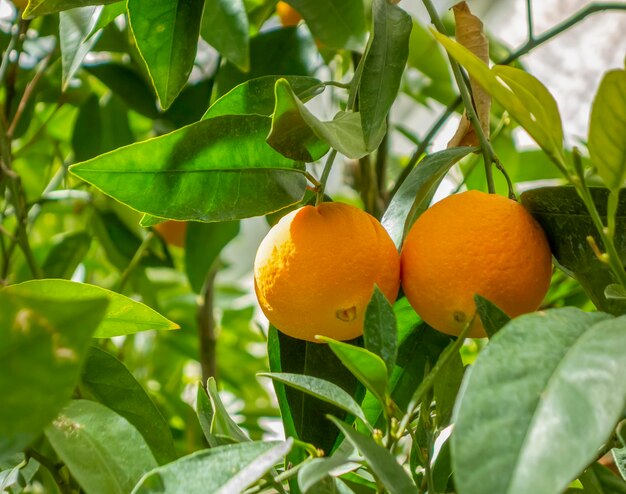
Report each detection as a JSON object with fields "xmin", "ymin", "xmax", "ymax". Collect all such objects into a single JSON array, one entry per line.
[
  {"xmin": 606, "ymin": 284, "xmax": 626, "ymax": 300},
  {"xmin": 259, "ymin": 373, "xmax": 368, "ymax": 426},
  {"xmin": 452, "ymin": 308, "xmax": 626, "ymax": 494},
  {"xmin": 42, "ymin": 231, "xmax": 91, "ymax": 279},
  {"xmin": 24, "ymin": 0, "xmax": 119, "ymax": 18},
  {"xmin": 86, "ymin": 2, "xmax": 126, "ymax": 40},
  {"xmin": 267, "ymin": 78, "xmax": 330, "ymax": 162},
  {"xmin": 318, "ymin": 337, "xmax": 388, "ymax": 405},
  {"xmin": 363, "ymin": 286, "xmax": 397, "ymax": 375},
  {"xmin": 85, "ymin": 62, "xmax": 159, "ymax": 119},
  {"xmin": 196, "ymin": 383, "xmax": 219, "ymax": 447},
  {"xmin": 328, "ymin": 417, "xmax": 418, "ymax": 494},
  {"xmin": 0, "ymin": 292, "xmax": 108, "ymax": 458},
  {"xmin": 434, "ymin": 32, "xmax": 565, "ymax": 164},
  {"xmin": 201, "ymin": 0, "xmax": 249, "ymax": 72},
  {"xmin": 128, "ymin": 0, "xmax": 204, "ymax": 109},
  {"xmin": 474, "ymin": 294, "xmax": 511, "ymax": 338},
  {"xmin": 70, "ymin": 115, "xmax": 307, "ymax": 222},
  {"xmin": 131, "ymin": 441, "xmax": 287, "ymax": 493},
  {"xmin": 284, "ymin": 0, "xmax": 367, "ymax": 51},
  {"xmin": 206, "ymin": 377, "xmax": 250, "ymax": 443},
  {"xmin": 214, "ymin": 26, "xmax": 318, "ymax": 97},
  {"xmin": 359, "ymin": 0, "xmax": 411, "ymax": 151},
  {"xmin": 407, "ymin": 19, "xmax": 452, "ymax": 93},
  {"xmin": 520, "ymin": 186, "xmax": 626, "ymax": 316},
  {"xmin": 184, "ymin": 220, "xmax": 239, "ymax": 293},
  {"xmin": 46, "ymin": 400, "xmax": 158, "ymax": 494},
  {"xmin": 382, "ymin": 147, "xmax": 475, "ymax": 248},
  {"xmin": 588, "ymin": 69, "xmax": 626, "ymax": 190},
  {"xmin": 267, "ymin": 78, "xmax": 382, "ymax": 159},
  {"xmin": 4, "ymin": 279, "xmax": 179, "ymax": 338},
  {"xmin": 433, "ymin": 350, "xmax": 464, "ymax": 427},
  {"xmin": 267, "ymin": 327, "xmax": 361, "ymax": 456},
  {"xmin": 59, "ymin": 6, "xmax": 103, "ymax": 89},
  {"xmin": 216, "ymin": 439, "xmax": 294, "ymax": 494},
  {"xmin": 79, "ymin": 347, "xmax": 176, "ymax": 465},
  {"xmin": 205, "ymin": 75, "xmax": 322, "ymax": 119},
  {"xmin": 297, "ymin": 454, "xmax": 352, "ymax": 492}
]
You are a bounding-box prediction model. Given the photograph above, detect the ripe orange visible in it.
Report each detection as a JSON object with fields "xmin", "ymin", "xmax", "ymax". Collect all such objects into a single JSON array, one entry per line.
[
  {"xmin": 254, "ymin": 202, "xmax": 400, "ymax": 342},
  {"xmin": 276, "ymin": 1, "xmax": 302, "ymax": 27},
  {"xmin": 154, "ymin": 220, "xmax": 187, "ymax": 248},
  {"xmin": 401, "ymin": 190, "xmax": 552, "ymax": 338}
]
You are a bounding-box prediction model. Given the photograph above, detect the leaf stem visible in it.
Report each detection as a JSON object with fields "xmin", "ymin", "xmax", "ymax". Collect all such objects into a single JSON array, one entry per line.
[
  {"xmin": 117, "ymin": 232, "xmax": 154, "ymax": 292},
  {"xmin": 397, "ymin": 317, "xmax": 475, "ymax": 438},
  {"xmin": 421, "ymin": 0, "xmax": 496, "ymax": 194},
  {"xmin": 316, "ymin": 149, "xmax": 338, "ymax": 205},
  {"xmin": 526, "ymin": 0, "xmax": 534, "ymax": 41},
  {"xmin": 26, "ymin": 448, "xmax": 72, "ymax": 494},
  {"xmin": 198, "ymin": 267, "xmax": 218, "ymax": 385}
]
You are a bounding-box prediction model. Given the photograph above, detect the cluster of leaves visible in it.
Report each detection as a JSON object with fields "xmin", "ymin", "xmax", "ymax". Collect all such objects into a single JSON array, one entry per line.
[{"xmin": 1, "ymin": 0, "xmax": 626, "ymax": 493}]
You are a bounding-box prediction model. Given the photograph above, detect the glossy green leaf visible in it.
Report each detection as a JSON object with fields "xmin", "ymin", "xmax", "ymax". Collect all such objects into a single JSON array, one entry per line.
[
  {"xmin": 59, "ymin": 6, "xmax": 103, "ymax": 89},
  {"xmin": 86, "ymin": 2, "xmax": 126, "ymax": 39},
  {"xmin": 42, "ymin": 231, "xmax": 91, "ymax": 279},
  {"xmin": 474, "ymin": 294, "xmax": 511, "ymax": 338},
  {"xmin": 128, "ymin": 0, "xmax": 204, "ymax": 109},
  {"xmin": 46, "ymin": 400, "xmax": 158, "ymax": 494},
  {"xmin": 521, "ymin": 186, "xmax": 626, "ymax": 316},
  {"xmin": 216, "ymin": 439, "xmax": 294, "ymax": 494},
  {"xmin": 204, "ymin": 377, "xmax": 250, "ymax": 444},
  {"xmin": 70, "ymin": 115, "xmax": 307, "ymax": 222},
  {"xmin": 259, "ymin": 373, "xmax": 368, "ymax": 425},
  {"xmin": 132, "ymin": 441, "xmax": 286, "ymax": 493},
  {"xmin": 24, "ymin": 0, "xmax": 119, "ymax": 18},
  {"xmin": 214, "ymin": 26, "xmax": 318, "ymax": 97},
  {"xmin": 85, "ymin": 62, "xmax": 159, "ymax": 118},
  {"xmin": 196, "ymin": 383, "xmax": 219, "ymax": 447},
  {"xmin": 297, "ymin": 454, "xmax": 352, "ymax": 493},
  {"xmin": 0, "ymin": 292, "xmax": 108, "ymax": 458},
  {"xmin": 382, "ymin": 147, "xmax": 474, "ymax": 248},
  {"xmin": 359, "ymin": 0, "xmax": 411, "ymax": 150},
  {"xmin": 185, "ymin": 220, "xmax": 239, "ymax": 293},
  {"xmin": 267, "ymin": 78, "xmax": 382, "ymax": 159},
  {"xmin": 606, "ymin": 284, "xmax": 626, "ymax": 300},
  {"xmin": 79, "ymin": 347, "xmax": 176, "ymax": 465},
  {"xmin": 284, "ymin": 0, "xmax": 367, "ymax": 51},
  {"xmin": 452, "ymin": 308, "xmax": 626, "ymax": 494},
  {"xmin": 407, "ymin": 19, "xmax": 452, "ymax": 93},
  {"xmin": 493, "ymin": 65, "xmax": 564, "ymax": 157},
  {"xmin": 205, "ymin": 75, "xmax": 322, "ymax": 119},
  {"xmin": 588, "ymin": 69, "xmax": 626, "ymax": 191},
  {"xmin": 433, "ymin": 350, "xmax": 464, "ymax": 427},
  {"xmin": 267, "ymin": 78, "xmax": 330, "ymax": 162},
  {"xmin": 329, "ymin": 417, "xmax": 418, "ymax": 494},
  {"xmin": 201, "ymin": 0, "xmax": 249, "ymax": 72},
  {"xmin": 319, "ymin": 337, "xmax": 388, "ymax": 405},
  {"xmin": 268, "ymin": 327, "xmax": 361, "ymax": 456},
  {"xmin": 363, "ymin": 286, "xmax": 397, "ymax": 375},
  {"xmin": 434, "ymin": 32, "xmax": 565, "ymax": 164},
  {"xmin": 4, "ymin": 279, "xmax": 179, "ymax": 338}
]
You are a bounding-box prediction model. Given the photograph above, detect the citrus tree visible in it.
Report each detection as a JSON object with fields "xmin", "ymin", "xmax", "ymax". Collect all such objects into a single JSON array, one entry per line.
[{"xmin": 1, "ymin": 0, "xmax": 626, "ymax": 493}]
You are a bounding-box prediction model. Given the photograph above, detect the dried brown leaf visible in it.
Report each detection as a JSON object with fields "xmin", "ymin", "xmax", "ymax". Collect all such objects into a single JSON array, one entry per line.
[{"xmin": 447, "ymin": 1, "xmax": 491, "ymax": 148}]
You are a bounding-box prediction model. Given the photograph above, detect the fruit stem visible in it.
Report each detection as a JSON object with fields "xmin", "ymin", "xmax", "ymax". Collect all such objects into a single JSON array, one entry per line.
[
  {"xmin": 316, "ymin": 149, "xmax": 338, "ymax": 205},
  {"xmin": 421, "ymin": 0, "xmax": 497, "ymax": 194}
]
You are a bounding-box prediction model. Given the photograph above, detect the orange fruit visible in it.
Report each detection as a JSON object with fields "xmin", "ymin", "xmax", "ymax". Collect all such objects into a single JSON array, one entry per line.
[
  {"xmin": 401, "ymin": 190, "xmax": 552, "ymax": 338},
  {"xmin": 11, "ymin": 0, "xmax": 28, "ymax": 9},
  {"xmin": 154, "ymin": 220, "xmax": 187, "ymax": 248},
  {"xmin": 254, "ymin": 202, "xmax": 400, "ymax": 342},
  {"xmin": 276, "ymin": 1, "xmax": 302, "ymax": 27}
]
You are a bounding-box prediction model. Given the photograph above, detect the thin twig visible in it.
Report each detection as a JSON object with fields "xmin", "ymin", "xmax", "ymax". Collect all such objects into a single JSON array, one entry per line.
[
  {"xmin": 198, "ymin": 267, "xmax": 218, "ymax": 386},
  {"xmin": 422, "ymin": 0, "xmax": 497, "ymax": 193},
  {"xmin": 8, "ymin": 51, "xmax": 54, "ymax": 138},
  {"xmin": 26, "ymin": 448, "xmax": 71, "ymax": 494},
  {"xmin": 117, "ymin": 232, "xmax": 154, "ymax": 292}
]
